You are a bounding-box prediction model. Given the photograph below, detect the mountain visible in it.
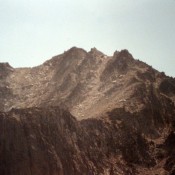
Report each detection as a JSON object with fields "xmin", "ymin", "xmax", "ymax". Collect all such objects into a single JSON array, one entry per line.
[{"xmin": 0, "ymin": 47, "xmax": 175, "ymax": 175}]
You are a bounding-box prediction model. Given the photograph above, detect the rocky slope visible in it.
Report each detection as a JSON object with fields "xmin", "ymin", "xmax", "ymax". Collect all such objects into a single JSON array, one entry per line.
[{"xmin": 0, "ymin": 47, "xmax": 175, "ymax": 175}]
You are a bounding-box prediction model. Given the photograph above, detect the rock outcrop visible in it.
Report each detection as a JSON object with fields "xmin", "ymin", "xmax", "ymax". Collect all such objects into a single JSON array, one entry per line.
[{"xmin": 0, "ymin": 47, "xmax": 175, "ymax": 175}]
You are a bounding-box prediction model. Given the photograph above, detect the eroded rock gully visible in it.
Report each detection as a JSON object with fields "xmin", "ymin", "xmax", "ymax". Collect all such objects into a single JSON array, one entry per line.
[{"xmin": 0, "ymin": 47, "xmax": 175, "ymax": 175}]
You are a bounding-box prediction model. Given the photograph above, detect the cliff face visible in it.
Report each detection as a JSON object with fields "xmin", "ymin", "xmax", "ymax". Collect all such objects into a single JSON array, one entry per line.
[
  {"xmin": 0, "ymin": 47, "xmax": 175, "ymax": 175},
  {"xmin": 0, "ymin": 105, "xmax": 174, "ymax": 175}
]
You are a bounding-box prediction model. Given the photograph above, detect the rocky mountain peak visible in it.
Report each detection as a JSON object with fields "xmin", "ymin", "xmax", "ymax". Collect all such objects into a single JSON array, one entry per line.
[
  {"xmin": 0, "ymin": 62, "xmax": 13, "ymax": 79},
  {"xmin": 0, "ymin": 47, "xmax": 175, "ymax": 175},
  {"xmin": 64, "ymin": 47, "xmax": 87, "ymax": 57},
  {"xmin": 0, "ymin": 62, "xmax": 12, "ymax": 67},
  {"xmin": 0, "ymin": 62, "xmax": 13, "ymax": 71},
  {"xmin": 88, "ymin": 47, "xmax": 105, "ymax": 57},
  {"xmin": 114, "ymin": 49, "xmax": 134, "ymax": 63}
]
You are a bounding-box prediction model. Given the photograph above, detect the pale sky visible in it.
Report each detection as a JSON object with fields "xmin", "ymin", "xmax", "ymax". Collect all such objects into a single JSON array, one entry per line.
[{"xmin": 0, "ymin": 0, "xmax": 175, "ymax": 76}]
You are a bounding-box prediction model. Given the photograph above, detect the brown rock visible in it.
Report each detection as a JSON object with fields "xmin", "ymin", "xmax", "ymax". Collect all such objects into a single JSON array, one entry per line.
[{"xmin": 0, "ymin": 47, "xmax": 175, "ymax": 175}]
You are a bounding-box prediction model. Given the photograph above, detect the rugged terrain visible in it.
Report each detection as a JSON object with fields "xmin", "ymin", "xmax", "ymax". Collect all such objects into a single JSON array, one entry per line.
[{"xmin": 0, "ymin": 47, "xmax": 175, "ymax": 175}]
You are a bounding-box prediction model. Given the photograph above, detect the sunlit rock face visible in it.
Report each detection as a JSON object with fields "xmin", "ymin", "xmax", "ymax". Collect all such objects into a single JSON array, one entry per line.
[{"xmin": 0, "ymin": 47, "xmax": 175, "ymax": 175}]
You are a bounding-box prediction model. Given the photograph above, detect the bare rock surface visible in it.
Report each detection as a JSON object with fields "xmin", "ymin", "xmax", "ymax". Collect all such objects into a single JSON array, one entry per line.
[{"xmin": 0, "ymin": 47, "xmax": 175, "ymax": 175}]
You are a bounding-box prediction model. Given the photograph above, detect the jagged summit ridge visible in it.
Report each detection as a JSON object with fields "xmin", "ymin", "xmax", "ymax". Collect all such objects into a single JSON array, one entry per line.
[{"xmin": 0, "ymin": 47, "xmax": 174, "ymax": 118}]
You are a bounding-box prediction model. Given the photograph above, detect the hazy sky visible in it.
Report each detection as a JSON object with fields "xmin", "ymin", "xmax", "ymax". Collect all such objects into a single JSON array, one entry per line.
[{"xmin": 0, "ymin": 0, "xmax": 175, "ymax": 76}]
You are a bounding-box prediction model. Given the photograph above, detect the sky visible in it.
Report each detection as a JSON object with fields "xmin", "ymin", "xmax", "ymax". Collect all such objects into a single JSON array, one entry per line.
[{"xmin": 0, "ymin": 0, "xmax": 175, "ymax": 77}]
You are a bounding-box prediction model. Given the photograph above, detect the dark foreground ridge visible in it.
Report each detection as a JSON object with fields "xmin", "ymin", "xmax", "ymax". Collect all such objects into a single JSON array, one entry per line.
[
  {"xmin": 0, "ymin": 106, "xmax": 175, "ymax": 175},
  {"xmin": 0, "ymin": 47, "xmax": 175, "ymax": 175}
]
